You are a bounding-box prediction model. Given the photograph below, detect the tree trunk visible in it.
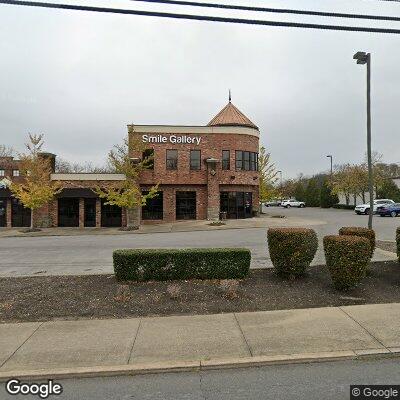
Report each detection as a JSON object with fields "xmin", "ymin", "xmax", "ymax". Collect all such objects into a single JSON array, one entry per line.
[
  {"xmin": 30, "ymin": 209, "xmax": 34, "ymax": 230},
  {"xmin": 126, "ymin": 206, "xmax": 140, "ymax": 230}
]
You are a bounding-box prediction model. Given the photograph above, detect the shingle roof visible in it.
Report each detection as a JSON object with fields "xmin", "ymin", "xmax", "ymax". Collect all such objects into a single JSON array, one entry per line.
[{"xmin": 207, "ymin": 102, "xmax": 258, "ymax": 129}]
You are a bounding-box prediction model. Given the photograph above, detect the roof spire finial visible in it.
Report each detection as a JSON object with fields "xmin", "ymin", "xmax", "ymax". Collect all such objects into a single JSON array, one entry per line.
[{"xmin": 228, "ymin": 89, "xmax": 231, "ymax": 103}]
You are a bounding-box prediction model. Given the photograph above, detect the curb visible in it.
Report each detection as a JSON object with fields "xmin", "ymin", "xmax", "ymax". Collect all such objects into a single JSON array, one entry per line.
[
  {"xmin": 0, "ymin": 217, "xmax": 319, "ymax": 239},
  {"xmin": 0, "ymin": 349, "xmax": 398, "ymax": 382}
]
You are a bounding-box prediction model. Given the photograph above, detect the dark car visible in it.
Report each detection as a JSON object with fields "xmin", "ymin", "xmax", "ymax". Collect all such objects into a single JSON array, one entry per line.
[
  {"xmin": 377, "ymin": 203, "xmax": 400, "ymax": 217},
  {"xmin": 264, "ymin": 200, "xmax": 281, "ymax": 207}
]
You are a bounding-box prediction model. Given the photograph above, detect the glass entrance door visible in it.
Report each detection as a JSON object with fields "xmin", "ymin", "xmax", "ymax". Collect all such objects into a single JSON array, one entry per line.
[
  {"xmin": 101, "ymin": 200, "xmax": 122, "ymax": 227},
  {"xmin": 245, "ymin": 192, "xmax": 253, "ymax": 218},
  {"xmin": 176, "ymin": 191, "xmax": 196, "ymax": 220},
  {"xmin": 0, "ymin": 199, "xmax": 6, "ymax": 227},
  {"xmin": 58, "ymin": 198, "xmax": 79, "ymax": 227},
  {"xmin": 220, "ymin": 191, "xmax": 253, "ymax": 219},
  {"xmin": 236, "ymin": 192, "xmax": 245, "ymax": 219},
  {"xmin": 84, "ymin": 199, "xmax": 96, "ymax": 227},
  {"xmin": 12, "ymin": 198, "xmax": 31, "ymax": 227}
]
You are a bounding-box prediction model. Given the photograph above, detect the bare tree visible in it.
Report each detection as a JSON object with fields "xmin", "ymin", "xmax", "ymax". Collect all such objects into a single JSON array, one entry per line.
[
  {"xmin": 55, "ymin": 158, "xmax": 114, "ymax": 173},
  {"xmin": 0, "ymin": 145, "xmax": 14, "ymax": 158}
]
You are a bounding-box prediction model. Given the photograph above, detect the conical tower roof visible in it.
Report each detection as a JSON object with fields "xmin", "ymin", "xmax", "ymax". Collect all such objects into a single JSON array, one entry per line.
[{"xmin": 207, "ymin": 101, "xmax": 258, "ymax": 129}]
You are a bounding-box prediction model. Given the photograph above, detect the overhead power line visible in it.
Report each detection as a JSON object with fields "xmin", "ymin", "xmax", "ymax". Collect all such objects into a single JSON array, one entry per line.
[
  {"xmin": 128, "ymin": 0, "xmax": 400, "ymax": 22},
  {"xmin": 2, "ymin": 0, "xmax": 400, "ymax": 34}
]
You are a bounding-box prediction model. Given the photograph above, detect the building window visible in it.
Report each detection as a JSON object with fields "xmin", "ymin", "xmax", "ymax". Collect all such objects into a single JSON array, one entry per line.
[
  {"xmin": 142, "ymin": 149, "xmax": 154, "ymax": 170},
  {"xmin": 235, "ymin": 151, "xmax": 259, "ymax": 171},
  {"xmin": 222, "ymin": 150, "xmax": 230, "ymax": 170},
  {"xmin": 250, "ymin": 152, "xmax": 256, "ymax": 171},
  {"xmin": 166, "ymin": 149, "xmax": 178, "ymax": 170},
  {"xmin": 235, "ymin": 151, "xmax": 243, "ymax": 170},
  {"xmin": 0, "ymin": 169, "xmax": 4, "ymax": 177},
  {"xmin": 142, "ymin": 191, "xmax": 163, "ymax": 220},
  {"xmin": 13, "ymin": 170, "xmax": 20, "ymax": 177},
  {"xmin": 190, "ymin": 150, "xmax": 201, "ymax": 170},
  {"xmin": 243, "ymin": 151, "xmax": 250, "ymax": 171}
]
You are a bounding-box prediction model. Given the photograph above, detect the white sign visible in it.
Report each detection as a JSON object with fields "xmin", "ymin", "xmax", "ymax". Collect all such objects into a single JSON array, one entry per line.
[{"xmin": 142, "ymin": 134, "xmax": 202, "ymax": 145}]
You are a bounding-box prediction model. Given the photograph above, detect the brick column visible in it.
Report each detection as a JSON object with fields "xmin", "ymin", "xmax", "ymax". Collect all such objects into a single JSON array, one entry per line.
[
  {"xmin": 206, "ymin": 161, "xmax": 220, "ymax": 221},
  {"xmin": 6, "ymin": 198, "xmax": 12, "ymax": 228},
  {"xmin": 50, "ymin": 200, "xmax": 58, "ymax": 227},
  {"xmin": 95, "ymin": 198, "xmax": 101, "ymax": 227},
  {"xmin": 79, "ymin": 198, "xmax": 84, "ymax": 228}
]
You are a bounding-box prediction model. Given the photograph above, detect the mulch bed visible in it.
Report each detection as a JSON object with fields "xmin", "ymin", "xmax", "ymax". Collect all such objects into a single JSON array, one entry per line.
[{"xmin": 1, "ymin": 260, "xmax": 400, "ymax": 323}]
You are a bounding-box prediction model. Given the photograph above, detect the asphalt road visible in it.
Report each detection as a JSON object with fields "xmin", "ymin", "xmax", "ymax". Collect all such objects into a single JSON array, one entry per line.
[
  {"xmin": 0, "ymin": 207, "xmax": 398, "ymax": 277},
  {"xmin": 3, "ymin": 358, "xmax": 400, "ymax": 400}
]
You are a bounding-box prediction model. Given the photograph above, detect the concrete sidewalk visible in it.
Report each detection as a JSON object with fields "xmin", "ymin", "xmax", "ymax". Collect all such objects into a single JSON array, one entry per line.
[{"xmin": 1, "ymin": 303, "xmax": 400, "ymax": 380}]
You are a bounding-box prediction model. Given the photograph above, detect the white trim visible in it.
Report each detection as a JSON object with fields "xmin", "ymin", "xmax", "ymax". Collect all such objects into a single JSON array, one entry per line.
[
  {"xmin": 51, "ymin": 173, "xmax": 126, "ymax": 181},
  {"xmin": 129, "ymin": 125, "xmax": 259, "ymax": 138}
]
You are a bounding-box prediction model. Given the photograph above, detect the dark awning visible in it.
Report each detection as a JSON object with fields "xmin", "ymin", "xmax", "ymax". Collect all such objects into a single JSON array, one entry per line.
[{"xmin": 57, "ymin": 188, "xmax": 98, "ymax": 198}]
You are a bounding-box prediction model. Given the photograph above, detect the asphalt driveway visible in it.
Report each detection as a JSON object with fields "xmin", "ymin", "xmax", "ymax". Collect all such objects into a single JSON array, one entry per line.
[{"xmin": 0, "ymin": 207, "xmax": 398, "ymax": 277}]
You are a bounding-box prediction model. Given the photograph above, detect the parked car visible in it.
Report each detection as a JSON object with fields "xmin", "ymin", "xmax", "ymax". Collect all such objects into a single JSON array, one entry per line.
[
  {"xmin": 354, "ymin": 199, "xmax": 395, "ymax": 215},
  {"xmin": 377, "ymin": 203, "xmax": 400, "ymax": 217},
  {"xmin": 281, "ymin": 199, "xmax": 305, "ymax": 208},
  {"xmin": 264, "ymin": 199, "xmax": 281, "ymax": 207}
]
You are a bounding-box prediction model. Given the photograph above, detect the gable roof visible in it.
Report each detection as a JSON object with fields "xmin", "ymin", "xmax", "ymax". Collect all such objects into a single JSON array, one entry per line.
[{"xmin": 207, "ymin": 102, "xmax": 258, "ymax": 130}]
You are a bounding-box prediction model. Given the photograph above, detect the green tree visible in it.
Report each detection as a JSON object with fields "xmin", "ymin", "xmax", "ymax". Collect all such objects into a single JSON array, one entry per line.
[
  {"xmin": 377, "ymin": 179, "xmax": 400, "ymax": 202},
  {"xmin": 293, "ymin": 181, "xmax": 306, "ymax": 202},
  {"xmin": 258, "ymin": 147, "xmax": 279, "ymax": 202},
  {"xmin": 305, "ymin": 178, "xmax": 320, "ymax": 207},
  {"xmin": 8, "ymin": 134, "xmax": 61, "ymax": 231},
  {"xmin": 320, "ymin": 177, "xmax": 339, "ymax": 208},
  {"xmin": 95, "ymin": 136, "xmax": 159, "ymax": 229}
]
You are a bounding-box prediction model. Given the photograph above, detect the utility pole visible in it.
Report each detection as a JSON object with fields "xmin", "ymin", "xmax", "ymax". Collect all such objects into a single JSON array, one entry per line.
[{"xmin": 354, "ymin": 51, "xmax": 373, "ymax": 229}]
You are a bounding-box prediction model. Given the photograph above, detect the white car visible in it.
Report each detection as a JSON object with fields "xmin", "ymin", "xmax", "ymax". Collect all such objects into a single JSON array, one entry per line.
[
  {"xmin": 281, "ymin": 199, "xmax": 305, "ymax": 208},
  {"xmin": 354, "ymin": 199, "xmax": 395, "ymax": 215}
]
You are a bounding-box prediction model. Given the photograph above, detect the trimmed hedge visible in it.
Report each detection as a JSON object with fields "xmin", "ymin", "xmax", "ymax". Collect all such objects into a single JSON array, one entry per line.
[
  {"xmin": 397, "ymin": 227, "xmax": 400, "ymax": 262},
  {"xmin": 267, "ymin": 228, "xmax": 318, "ymax": 278},
  {"xmin": 323, "ymin": 235, "xmax": 370, "ymax": 290},
  {"xmin": 339, "ymin": 227, "xmax": 375, "ymax": 258},
  {"xmin": 113, "ymin": 248, "xmax": 251, "ymax": 281}
]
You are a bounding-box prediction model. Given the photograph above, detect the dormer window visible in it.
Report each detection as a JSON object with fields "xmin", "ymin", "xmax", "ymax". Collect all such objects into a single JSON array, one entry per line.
[
  {"xmin": 0, "ymin": 169, "xmax": 4, "ymax": 177},
  {"xmin": 13, "ymin": 170, "xmax": 19, "ymax": 177}
]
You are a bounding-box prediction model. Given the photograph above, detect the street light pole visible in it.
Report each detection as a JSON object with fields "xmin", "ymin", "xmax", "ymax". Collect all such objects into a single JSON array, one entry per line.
[
  {"xmin": 354, "ymin": 51, "xmax": 373, "ymax": 229},
  {"xmin": 277, "ymin": 170, "xmax": 283, "ymax": 201},
  {"xmin": 326, "ymin": 155, "xmax": 333, "ymax": 176}
]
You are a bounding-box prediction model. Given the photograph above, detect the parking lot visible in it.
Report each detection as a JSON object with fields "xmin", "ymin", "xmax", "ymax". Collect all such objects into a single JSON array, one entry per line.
[
  {"xmin": 0, "ymin": 207, "xmax": 398, "ymax": 277},
  {"xmin": 264, "ymin": 205, "xmax": 400, "ymax": 241}
]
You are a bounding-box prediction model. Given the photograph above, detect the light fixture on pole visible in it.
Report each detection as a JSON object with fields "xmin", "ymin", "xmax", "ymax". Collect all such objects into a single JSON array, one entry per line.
[
  {"xmin": 326, "ymin": 155, "xmax": 333, "ymax": 176},
  {"xmin": 353, "ymin": 51, "xmax": 373, "ymax": 229}
]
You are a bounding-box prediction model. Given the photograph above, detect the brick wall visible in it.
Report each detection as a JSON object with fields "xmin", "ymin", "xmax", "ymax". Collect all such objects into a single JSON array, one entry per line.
[
  {"xmin": 131, "ymin": 133, "xmax": 259, "ymax": 188},
  {"xmin": 132, "ymin": 130, "xmax": 259, "ymax": 222}
]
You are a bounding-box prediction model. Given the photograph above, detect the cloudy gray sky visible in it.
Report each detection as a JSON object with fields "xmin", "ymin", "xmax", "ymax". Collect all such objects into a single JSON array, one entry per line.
[{"xmin": 0, "ymin": 0, "xmax": 399, "ymax": 178}]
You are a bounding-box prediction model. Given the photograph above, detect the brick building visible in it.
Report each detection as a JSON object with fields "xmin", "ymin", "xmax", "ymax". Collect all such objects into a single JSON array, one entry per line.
[{"xmin": 0, "ymin": 100, "xmax": 260, "ymax": 228}]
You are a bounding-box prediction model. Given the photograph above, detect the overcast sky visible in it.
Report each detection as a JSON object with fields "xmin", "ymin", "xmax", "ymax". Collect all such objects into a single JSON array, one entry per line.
[{"xmin": 1, "ymin": 0, "xmax": 399, "ymax": 178}]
